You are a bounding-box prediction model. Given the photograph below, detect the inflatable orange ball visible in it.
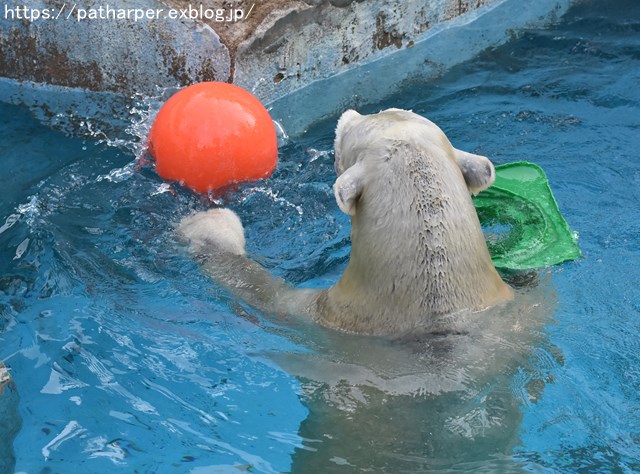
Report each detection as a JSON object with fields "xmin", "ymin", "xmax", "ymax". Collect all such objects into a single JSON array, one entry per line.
[{"xmin": 148, "ymin": 82, "xmax": 278, "ymax": 193}]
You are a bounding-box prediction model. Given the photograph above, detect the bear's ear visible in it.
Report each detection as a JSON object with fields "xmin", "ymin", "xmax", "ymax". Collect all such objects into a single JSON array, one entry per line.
[
  {"xmin": 453, "ymin": 148, "xmax": 496, "ymax": 195},
  {"xmin": 335, "ymin": 110, "xmax": 362, "ymax": 160},
  {"xmin": 335, "ymin": 109, "xmax": 362, "ymax": 140},
  {"xmin": 333, "ymin": 162, "xmax": 365, "ymax": 216}
]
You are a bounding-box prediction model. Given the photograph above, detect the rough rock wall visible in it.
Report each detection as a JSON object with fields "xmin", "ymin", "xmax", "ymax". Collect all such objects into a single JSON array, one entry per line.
[
  {"xmin": 0, "ymin": 0, "xmax": 493, "ymax": 99},
  {"xmin": 0, "ymin": 0, "xmax": 231, "ymax": 93},
  {"xmin": 238, "ymin": 0, "xmax": 497, "ymax": 101},
  {"xmin": 182, "ymin": 0, "xmax": 494, "ymax": 102},
  {"xmin": 268, "ymin": 0, "xmax": 576, "ymax": 134},
  {"xmin": 0, "ymin": 0, "xmax": 580, "ymax": 134}
]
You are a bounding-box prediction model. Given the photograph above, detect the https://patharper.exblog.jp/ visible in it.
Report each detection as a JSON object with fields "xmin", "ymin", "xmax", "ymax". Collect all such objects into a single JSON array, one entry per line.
[{"xmin": 3, "ymin": 3, "xmax": 254, "ymax": 23}]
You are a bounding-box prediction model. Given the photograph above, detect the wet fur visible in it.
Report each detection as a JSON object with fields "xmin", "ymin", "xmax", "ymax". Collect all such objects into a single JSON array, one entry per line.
[{"xmin": 178, "ymin": 109, "xmax": 512, "ymax": 336}]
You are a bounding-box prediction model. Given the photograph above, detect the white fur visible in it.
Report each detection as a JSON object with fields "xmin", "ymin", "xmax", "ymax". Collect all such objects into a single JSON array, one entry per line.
[
  {"xmin": 178, "ymin": 208, "xmax": 246, "ymax": 256},
  {"xmin": 333, "ymin": 161, "xmax": 365, "ymax": 215},
  {"xmin": 179, "ymin": 109, "xmax": 511, "ymax": 336},
  {"xmin": 453, "ymin": 149, "xmax": 496, "ymax": 195}
]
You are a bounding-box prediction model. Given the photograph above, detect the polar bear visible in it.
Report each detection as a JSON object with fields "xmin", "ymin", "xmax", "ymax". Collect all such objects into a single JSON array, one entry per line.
[{"xmin": 178, "ymin": 108, "xmax": 512, "ymax": 336}]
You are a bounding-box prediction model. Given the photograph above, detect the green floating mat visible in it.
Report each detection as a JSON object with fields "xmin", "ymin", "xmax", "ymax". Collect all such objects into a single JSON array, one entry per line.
[{"xmin": 473, "ymin": 161, "xmax": 581, "ymax": 271}]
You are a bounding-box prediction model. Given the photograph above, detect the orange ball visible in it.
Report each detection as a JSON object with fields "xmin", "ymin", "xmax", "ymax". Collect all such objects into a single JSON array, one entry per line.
[{"xmin": 148, "ymin": 82, "xmax": 278, "ymax": 193}]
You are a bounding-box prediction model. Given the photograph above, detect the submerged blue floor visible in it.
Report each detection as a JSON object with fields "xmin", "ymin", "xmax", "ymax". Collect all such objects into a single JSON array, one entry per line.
[
  {"xmin": 0, "ymin": 103, "xmax": 309, "ymax": 472},
  {"xmin": 1, "ymin": 0, "xmax": 640, "ymax": 472}
]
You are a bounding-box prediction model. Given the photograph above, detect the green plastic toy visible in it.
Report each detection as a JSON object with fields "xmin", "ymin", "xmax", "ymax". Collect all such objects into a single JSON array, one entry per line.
[{"xmin": 473, "ymin": 162, "xmax": 581, "ymax": 271}]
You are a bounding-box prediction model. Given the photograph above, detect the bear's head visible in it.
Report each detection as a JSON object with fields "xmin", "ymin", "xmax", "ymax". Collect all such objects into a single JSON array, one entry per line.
[{"xmin": 333, "ymin": 108, "xmax": 496, "ymax": 216}]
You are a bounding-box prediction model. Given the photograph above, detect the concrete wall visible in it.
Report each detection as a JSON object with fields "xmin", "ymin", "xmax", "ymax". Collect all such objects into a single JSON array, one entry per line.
[
  {"xmin": 0, "ymin": 0, "xmax": 230, "ymax": 93},
  {"xmin": 228, "ymin": 0, "xmax": 493, "ymax": 102},
  {"xmin": 0, "ymin": 0, "xmax": 495, "ymax": 97},
  {"xmin": 0, "ymin": 0, "xmax": 581, "ymax": 135},
  {"xmin": 269, "ymin": 0, "xmax": 578, "ymax": 135}
]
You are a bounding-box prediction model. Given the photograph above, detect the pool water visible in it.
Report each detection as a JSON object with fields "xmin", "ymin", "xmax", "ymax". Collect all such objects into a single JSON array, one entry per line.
[{"xmin": 1, "ymin": 0, "xmax": 639, "ymax": 472}]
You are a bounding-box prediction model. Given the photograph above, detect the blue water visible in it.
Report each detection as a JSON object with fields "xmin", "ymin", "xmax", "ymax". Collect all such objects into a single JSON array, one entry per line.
[{"xmin": 1, "ymin": 0, "xmax": 640, "ymax": 472}]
